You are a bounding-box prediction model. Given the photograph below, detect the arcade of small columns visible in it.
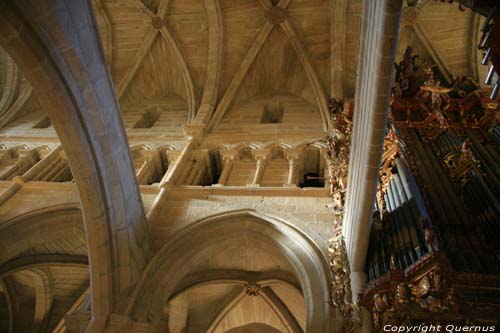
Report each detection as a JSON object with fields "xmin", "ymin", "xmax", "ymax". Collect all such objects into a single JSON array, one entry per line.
[
  {"xmin": 0, "ymin": 142, "xmax": 322, "ymax": 190},
  {"xmin": 0, "ymin": 0, "xmax": 412, "ymax": 331}
]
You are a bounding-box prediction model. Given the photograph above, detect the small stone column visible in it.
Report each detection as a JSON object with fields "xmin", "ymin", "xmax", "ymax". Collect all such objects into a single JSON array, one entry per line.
[
  {"xmin": 136, "ymin": 150, "xmax": 162, "ymax": 185},
  {"xmin": 22, "ymin": 146, "xmax": 62, "ymax": 181},
  {"xmin": 215, "ymin": 149, "xmax": 239, "ymax": 186},
  {"xmin": 0, "ymin": 149, "xmax": 37, "ymax": 180},
  {"xmin": 147, "ymin": 125, "xmax": 205, "ymax": 221},
  {"xmin": 187, "ymin": 150, "xmax": 209, "ymax": 185},
  {"xmin": 42, "ymin": 152, "xmax": 70, "ymax": 182},
  {"xmin": 284, "ymin": 149, "xmax": 301, "ymax": 187},
  {"xmin": 0, "ymin": 175, "xmax": 24, "ymax": 205},
  {"xmin": 319, "ymin": 148, "xmax": 334, "ymax": 193},
  {"xmin": 136, "ymin": 156, "xmax": 154, "ymax": 185},
  {"xmin": 248, "ymin": 149, "xmax": 270, "ymax": 187}
]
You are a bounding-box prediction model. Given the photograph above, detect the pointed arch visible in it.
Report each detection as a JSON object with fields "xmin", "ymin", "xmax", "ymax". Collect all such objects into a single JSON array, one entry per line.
[
  {"xmin": 124, "ymin": 210, "xmax": 333, "ymax": 332},
  {"xmin": 0, "ymin": 3, "xmax": 150, "ymax": 330}
]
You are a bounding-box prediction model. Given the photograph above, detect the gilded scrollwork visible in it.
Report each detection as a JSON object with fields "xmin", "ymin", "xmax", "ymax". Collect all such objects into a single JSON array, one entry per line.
[
  {"xmin": 323, "ymin": 97, "xmax": 362, "ymax": 331},
  {"xmin": 367, "ymin": 267, "xmax": 461, "ymax": 331},
  {"xmin": 390, "ymin": 46, "xmax": 498, "ymax": 130}
]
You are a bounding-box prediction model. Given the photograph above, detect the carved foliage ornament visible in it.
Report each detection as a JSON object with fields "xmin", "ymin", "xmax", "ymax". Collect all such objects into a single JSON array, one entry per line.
[
  {"xmin": 370, "ymin": 267, "xmax": 458, "ymax": 331},
  {"xmin": 328, "ymin": 235, "xmax": 362, "ymax": 333},
  {"xmin": 390, "ymin": 47, "xmax": 498, "ymax": 130},
  {"xmin": 376, "ymin": 130, "xmax": 400, "ymax": 219},
  {"xmin": 442, "ymin": 138, "xmax": 481, "ymax": 188},
  {"xmin": 323, "ymin": 97, "xmax": 361, "ymax": 332}
]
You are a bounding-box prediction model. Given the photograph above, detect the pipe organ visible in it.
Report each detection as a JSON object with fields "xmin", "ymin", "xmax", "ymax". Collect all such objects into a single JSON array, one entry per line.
[{"xmin": 361, "ymin": 47, "xmax": 500, "ymax": 330}]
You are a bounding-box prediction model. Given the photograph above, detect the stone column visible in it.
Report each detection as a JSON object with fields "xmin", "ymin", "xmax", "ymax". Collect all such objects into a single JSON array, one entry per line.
[
  {"xmin": 135, "ymin": 150, "xmax": 163, "ymax": 185},
  {"xmin": 135, "ymin": 156, "xmax": 154, "ymax": 185},
  {"xmin": 341, "ymin": 0, "xmax": 403, "ymax": 301},
  {"xmin": 0, "ymin": 175, "xmax": 24, "ymax": 206},
  {"xmin": 23, "ymin": 146, "xmax": 63, "ymax": 181},
  {"xmin": 215, "ymin": 149, "xmax": 239, "ymax": 186},
  {"xmin": 0, "ymin": 149, "xmax": 37, "ymax": 180},
  {"xmin": 186, "ymin": 150, "xmax": 209, "ymax": 185},
  {"xmin": 0, "ymin": 146, "xmax": 63, "ymax": 205},
  {"xmin": 0, "ymin": 2, "xmax": 153, "ymax": 328},
  {"xmin": 0, "ymin": 149, "xmax": 8, "ymax": 166},
  {"xmin": 284, "ymin": 149, "xmax": 301, "ymax": 187},
  {"xmin": 147, "ymin": 125, "xmax": 205, "ymax": 221},
  {"xmin": 248, "ymin": 149, "xmax": 270, "ymax": 187},
  {"xmin": 42, "ymin": 152, "xmax": 70, "ymax": 182},
  {"xmin": 158, "ymin": 125, "xmax": 205, "ymax": 187}
]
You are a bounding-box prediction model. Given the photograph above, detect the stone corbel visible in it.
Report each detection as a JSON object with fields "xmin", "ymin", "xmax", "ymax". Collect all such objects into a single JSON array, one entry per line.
[{"xmin": 182, "ymin": 124, "xmax": 206, "ymax": 143}]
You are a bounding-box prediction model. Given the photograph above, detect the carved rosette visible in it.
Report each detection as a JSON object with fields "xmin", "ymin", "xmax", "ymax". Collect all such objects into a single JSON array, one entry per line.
[{"xmin": 244, "ymin": 283, "xmax": 261, "ymax": 297}]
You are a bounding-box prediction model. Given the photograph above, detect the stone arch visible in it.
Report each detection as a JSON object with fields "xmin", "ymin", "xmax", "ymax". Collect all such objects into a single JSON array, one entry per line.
[
  {"xmin": 125, "ymin": 210, "xmax": 333, "ymax": 332},
  {"xmin": 0, "ymin": 204, "xmax": 84, "ymax": 264},
  {"xmin": 0, "ymin": 204, "xmax": 88, "ymax": 333},
  {"xmin": 0, "ymin": 2, "xmax": 150, "ymax": 330},
  {"xmin": 225, "ymin": 323, "xmax": 283, "ymax": 333}
]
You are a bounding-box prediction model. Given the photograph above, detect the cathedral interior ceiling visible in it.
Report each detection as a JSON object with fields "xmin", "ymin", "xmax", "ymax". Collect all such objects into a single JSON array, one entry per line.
[{"xmin": 0, "ymin": 0, "xmax": 496, "ymax": 332}]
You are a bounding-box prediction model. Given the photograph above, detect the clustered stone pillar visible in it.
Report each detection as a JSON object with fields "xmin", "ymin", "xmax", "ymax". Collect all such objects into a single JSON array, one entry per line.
[
  {"xmin": 341, "ymin": 0, "xmax": 403, "ymax": 302},
  {"xmin": 216, "ymin": 149, "xmax": 239, "ymax": 186}
]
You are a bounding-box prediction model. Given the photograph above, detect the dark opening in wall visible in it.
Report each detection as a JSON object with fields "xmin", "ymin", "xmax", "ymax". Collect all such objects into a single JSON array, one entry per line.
[
  {"xmin": 300, "ymin": 147, "xmax": 323, "ymax": 187},
  {"xmin": 209, "ymin": 149, "xmax": 222, "ymax": 184},
  {"xmin": 133, "ymin": 109, "xmax": 160, "ymax": 128},
  {"xmin": 261, "ymin": 103, "xmax": 284, "ymax": 123},
  {"xmin": 33, "ymin": 116, "xmax": 51, "ymax": 129},
  {"xmin": 301, "ymin": 172, "xmax": 324, "ymax": 188}
]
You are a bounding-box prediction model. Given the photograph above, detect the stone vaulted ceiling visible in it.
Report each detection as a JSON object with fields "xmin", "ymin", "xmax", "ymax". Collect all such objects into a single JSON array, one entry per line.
[
  {"xmin": 0, "ymin": 0, "xmax": 489, "ymax": 332},
  {"xmin": 0, "ymin": 0, "xmax": 481, "ymax": 132}
]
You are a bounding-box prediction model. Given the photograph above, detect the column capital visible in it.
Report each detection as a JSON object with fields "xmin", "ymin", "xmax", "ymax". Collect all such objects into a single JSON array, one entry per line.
[
  {"xmin": 221, "ymin": 149, "xmax": 239, "ymax": 161},
  {"xmin": 252, "ymin": 148, "xmax": 271, "ymax": 161},
  {"xmin": 284, "ymin": 148, "xmax": 301, "ymax": 161}
]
